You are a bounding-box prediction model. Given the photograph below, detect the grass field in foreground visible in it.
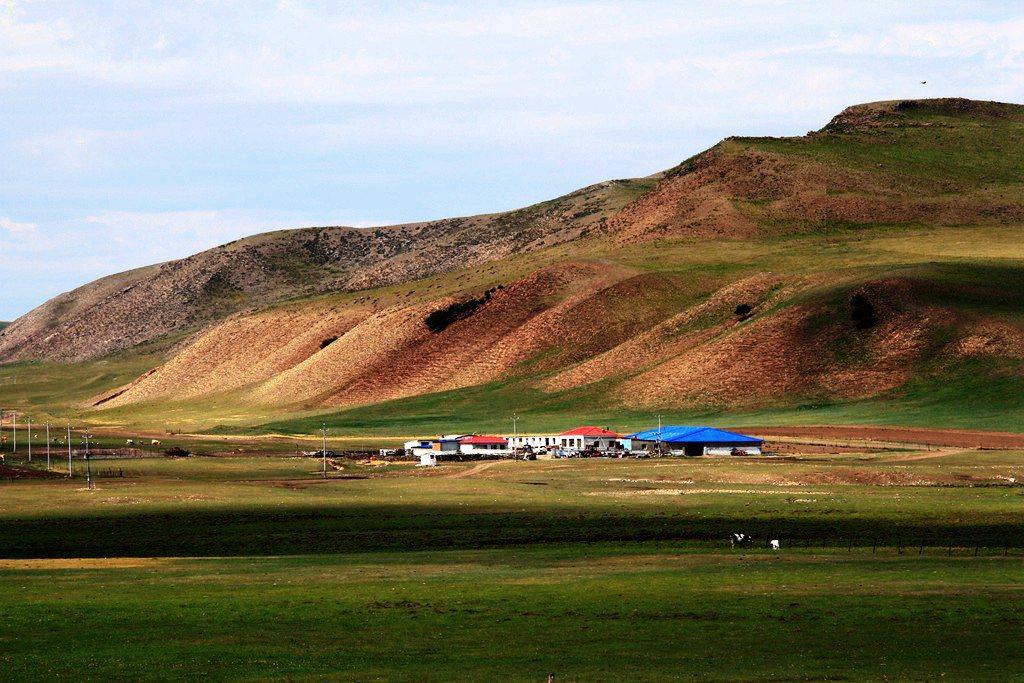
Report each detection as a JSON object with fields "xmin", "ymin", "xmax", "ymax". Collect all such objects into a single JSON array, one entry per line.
[
  {"xmin": 2, "ymin": 452, "xmax": 1024, "ymax": 557},
  {"xmin": 3, "ymin": 448, "xmax": 1024, "ymax": 679},
  {"xmin": 3, "ymin": 546, "xmax": 1023, "ymax": 681}
]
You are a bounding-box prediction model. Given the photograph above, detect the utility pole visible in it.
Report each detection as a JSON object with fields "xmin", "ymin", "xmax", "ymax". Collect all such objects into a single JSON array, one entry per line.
[
  {"xmin": 511, "ymin": 412, "xmax": 519, "ymax": 441},
  {"xmin": 46, "ymin": 423, "xmax": 51, "ymax": 470},
  {"xmin": 84, "ymin": 432, "xmax": 93, "ymax": 490},
  {"xmin": 321, "ymin": 422, "xmax": 328, "ymax": 479},
  {"xmin": 12, "ymin": 412, "xmax": 16, "ymax": 453},
  {"xmin": 27, "ymin": 416, "xmax": 31, "ymax": 463},
  {"xmin": 67, "ymin": 423, "xmax": 72, "ymax": 477},
  {"xmin": 657, "ymin": 414, "xmax": 663, "ymax": 454}
]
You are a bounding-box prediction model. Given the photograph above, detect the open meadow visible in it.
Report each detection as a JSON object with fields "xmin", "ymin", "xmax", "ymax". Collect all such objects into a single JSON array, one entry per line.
[
  {"xmin": 5, "ymin": 9, "xmax": 1024, "ymax": 680},
  {"xmin": 2, "ymin": 444, "xmax": 1024, "ymax": 680}
]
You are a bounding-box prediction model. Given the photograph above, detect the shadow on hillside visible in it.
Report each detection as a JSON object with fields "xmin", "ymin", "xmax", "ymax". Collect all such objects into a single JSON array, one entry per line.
[{"xmin": 2, "ymin": 504, "xmax": 1021, "ymax": 558}]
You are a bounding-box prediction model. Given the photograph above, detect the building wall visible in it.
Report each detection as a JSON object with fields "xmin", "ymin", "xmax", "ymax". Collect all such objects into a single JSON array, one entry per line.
[
  {"xmin": 705, "ymin": 445, "xmax": 762, "ymax": 455},
  {"xmin": 459, "ymin": 443, "xmax": 510, "ymax": 454},
  {"xmin": 506, "ymin": 435, "xmax": 562, "ymax": 449},
  {"xmin": 629, "ymin": 440, "xmax": 761, "ymax": 455},
  {"xmin": 506, "ymin": 435, "xmax": 618, "ymax": 450}
]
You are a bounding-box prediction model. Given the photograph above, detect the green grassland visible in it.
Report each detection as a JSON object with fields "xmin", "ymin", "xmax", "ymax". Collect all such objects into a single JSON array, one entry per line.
[
  {"xmin": 748, "ymin": 99, "xmax": 1024, "ymax": 186},
  {"xmin": 4, "ymin": 221, "xmax": 1024, "ymax": 439},
  {"xmin": 3, "ymin": 452, "xmax": 1024, "ymax": 680},
  {"xmin": 4, "ymin": 547, "xmax": 1023, "ymax": 681}
]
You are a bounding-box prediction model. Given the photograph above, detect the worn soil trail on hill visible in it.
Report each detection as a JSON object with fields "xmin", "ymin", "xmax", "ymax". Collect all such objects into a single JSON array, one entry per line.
[
  {"xmin": 883, "ymin": 448, "xmax": 966, "ymax": 462},
  {"xmin": 748, "ymin": 426, "xmax": 1024, "ymax": 449},
  {"xmin": 449, "ymin": 460, "xmax": 506, "ymax": 478}
]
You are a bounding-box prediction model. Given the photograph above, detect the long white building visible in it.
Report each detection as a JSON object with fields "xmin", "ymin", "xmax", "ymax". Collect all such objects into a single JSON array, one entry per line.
[{"xmin": 505, "ymin": 426, "xmax": 623, "ymax": 451}]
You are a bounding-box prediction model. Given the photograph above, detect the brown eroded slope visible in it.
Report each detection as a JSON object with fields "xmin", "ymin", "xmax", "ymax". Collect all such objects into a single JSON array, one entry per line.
[
  {"xmin": 617, "ymin": 277, "xmax": 950, "ymax": 409},
  {"xmin": 0, "ymin": 178, "xmax": 653, "ymax": 363},
  {"xmin": 543, "ymin": 272, "xmax": 792, "ymax": 391},
  {"xmin": 9, "ymin": 98, "xmax": 1024, "ymax": 367},
  {"xmin": 95, "ymin": 305, "xmax": 372, "ymax": 405},
  {"xmin": 103, "ymin": 261, "xmax": 693, "ymax": 409}
]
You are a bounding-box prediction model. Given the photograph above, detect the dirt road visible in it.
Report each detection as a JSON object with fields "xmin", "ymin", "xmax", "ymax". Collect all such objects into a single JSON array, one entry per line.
[
  {"xmin": 449, "ymin": 460, "xmax": 507, "ymax": 478},
  {"xmin": 746, "ymin": 425, "xmax": 1024, "ymax": 449}
]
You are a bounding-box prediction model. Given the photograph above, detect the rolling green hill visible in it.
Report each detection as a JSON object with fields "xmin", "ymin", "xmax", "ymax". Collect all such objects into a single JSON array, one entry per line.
[{"xmin": 3, "ymin": 98, "xmax": 1024, "ymax": 434}]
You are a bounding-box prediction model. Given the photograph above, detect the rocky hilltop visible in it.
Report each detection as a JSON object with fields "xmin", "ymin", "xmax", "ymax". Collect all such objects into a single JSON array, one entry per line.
[{"xmin": 0, "ymin": 178, "xmax": 652, "ymax": 362}]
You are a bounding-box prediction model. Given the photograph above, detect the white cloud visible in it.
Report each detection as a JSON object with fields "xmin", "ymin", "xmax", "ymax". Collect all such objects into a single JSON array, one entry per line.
[
  {"xmin": 0, "ymin": 216, "xmax": 36, "ymax": 235},
  {"xmin": 845, "ymin": 18, "xmax": 1024, "ymax": 59},
  {"xmin": 79, "ymin": 209, "xmax": 355, "ymax": 259}
]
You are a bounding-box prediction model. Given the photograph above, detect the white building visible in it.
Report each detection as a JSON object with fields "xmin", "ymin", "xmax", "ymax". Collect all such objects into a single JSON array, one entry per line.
[
  {"xmin": 559, "ymin": 426, "xmax": 623, "ymax": 450},
  {"xmin": 505, "ymin": 426, "xmax": 623, "ymax": 452},
  {"xmin": 457, "ymin": 435, "xmax": 510, "ymax": 455},
  {"xmin": 505, "ymin": 433, "xmax": 563, "ymax": 451},
  {"xmin": 404, "ymin": 438, "xmax": 460, "ymax": 458}
]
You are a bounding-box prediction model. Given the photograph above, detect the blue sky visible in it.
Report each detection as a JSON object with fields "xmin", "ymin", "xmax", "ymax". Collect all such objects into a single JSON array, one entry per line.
[{"xmin": 2, "ymin": 1, "xmax": 1024, "ymax": 319}]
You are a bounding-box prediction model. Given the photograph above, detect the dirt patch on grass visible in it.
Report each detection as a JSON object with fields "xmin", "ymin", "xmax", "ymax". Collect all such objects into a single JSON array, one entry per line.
[
  {"xmin": 765, "ymin": 441, "xmax": 889, "ymax": 455},
  {"xmin": 589, "ymin": 488, "xmax": 830, "ymax": 497},
  {"xmin": 0, "ymin": 557, "xmax": 175, "ymax": 570},
  {"xmin": 449, "ymin": 460, "xmax": 508, "ymax": 479},
  {"xmin": 0, "ymin": 464, "xmax": 63, "ymax": 479}
]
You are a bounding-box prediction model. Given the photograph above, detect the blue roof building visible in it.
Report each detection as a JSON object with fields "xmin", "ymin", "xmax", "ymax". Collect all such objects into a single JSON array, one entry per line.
[{"xmin": 625, "ymin": 425, "xmax": 763, "ymax": 456}]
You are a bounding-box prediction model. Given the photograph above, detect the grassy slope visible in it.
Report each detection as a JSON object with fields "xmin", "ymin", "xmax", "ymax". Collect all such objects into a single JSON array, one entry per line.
[
  {"xmin": 3, "ymin": 454, "xmax": 1024, "ymax": 679},
  {"xmin": 5, "ymin": 101, "xmax": 1024, "ymax": 435},
  {"xmin": 253, "ymin": 222, "xmax": 1024, "ymax": 437},
  {"xmin": 269, "ymin": 101, "xmax": 1024, "ymax": 433},
  {"xmin": 8, "ymin": 222, "xmax": 1024, "ymax": 436},
  {"xmin": 756, "ymin": 102, "xmax": 1024, "ymax": 186}
]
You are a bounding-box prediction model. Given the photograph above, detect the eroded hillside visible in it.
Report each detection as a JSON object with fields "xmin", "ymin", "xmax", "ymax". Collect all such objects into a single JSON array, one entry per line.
[
  {"xmin": 0, "ymin": 178, "xmax": 653, "ymax": 362},
  {"xmin": 6, "ymin": 98, "xmax": 1024, "ymax": 423}
]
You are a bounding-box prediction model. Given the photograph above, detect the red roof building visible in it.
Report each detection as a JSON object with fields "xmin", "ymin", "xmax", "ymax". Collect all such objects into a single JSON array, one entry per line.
[
  {"xmin": 559, "ymin": 426, "xmax": 621, "ymax": 438},
  {"xmin": 458, "ymin": 435, "xmax": 508, "ymax": 445}
]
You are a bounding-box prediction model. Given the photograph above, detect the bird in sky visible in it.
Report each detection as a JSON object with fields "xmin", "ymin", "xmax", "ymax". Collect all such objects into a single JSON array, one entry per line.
[{"xmin": 920, "ymin": 81, "xmax": 927, "ymax": 84}]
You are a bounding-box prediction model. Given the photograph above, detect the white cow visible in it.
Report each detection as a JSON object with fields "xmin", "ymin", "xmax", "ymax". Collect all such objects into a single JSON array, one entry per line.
[{"xmin": 769, "ymin": 539, "xmax": 780, "ymax": 550}]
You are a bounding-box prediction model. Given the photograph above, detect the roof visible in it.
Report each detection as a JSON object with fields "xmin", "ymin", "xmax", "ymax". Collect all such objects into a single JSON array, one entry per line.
[
  {"xmin": 626, "ymin": 425, "xmax": 762, "ymax": 444},
  {"xmin": 458, "ymin": 435, "xmax": 508, "ymax": 445},
  {"xmin": 560, "ymin": 425, "xmax": 622, "ymax": 438}
]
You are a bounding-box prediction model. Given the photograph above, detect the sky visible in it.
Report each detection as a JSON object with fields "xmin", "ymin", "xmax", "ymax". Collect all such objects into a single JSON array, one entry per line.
[{"xmin": 2, "ymin": 1, "xmax": 1024, "ymax": 320}]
